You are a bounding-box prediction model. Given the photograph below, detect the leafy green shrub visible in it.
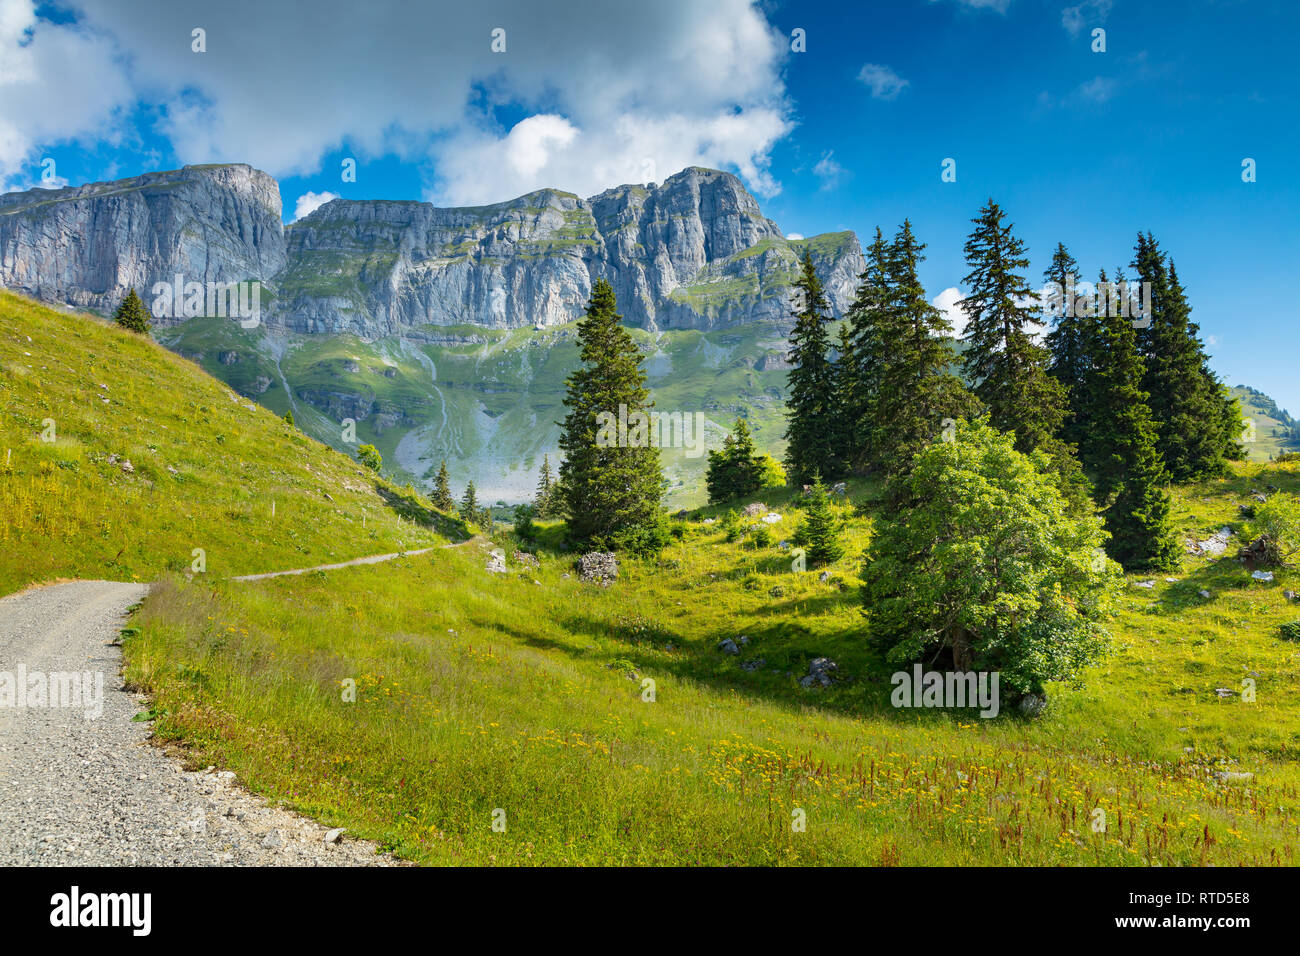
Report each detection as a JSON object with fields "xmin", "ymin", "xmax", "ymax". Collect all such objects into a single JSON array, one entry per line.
[
  {"xmin": 1245, "ymin": 494, "xmax": 1300, "ymax": 567},
  {"xmin": 862, "ymin": 421, "xmax": 1120, "ymax": 700}
]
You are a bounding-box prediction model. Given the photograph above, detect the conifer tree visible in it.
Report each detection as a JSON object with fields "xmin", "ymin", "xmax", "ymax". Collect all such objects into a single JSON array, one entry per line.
[
  {"xmin": 283, "ymin": 409, "xmax": 295, "ymax": 426},
  {"xmin": 534, "ymin": 454, "xmax": 556, "ymax": 517},
  {"xmin": 431, "ymin": 460, "xmax": 455, "ymax": 512},
  {"xmin": 959, "ymin": 201, "xmax": 1068, "ymax": 453},
  {"xmin": 959, "ymin": 202, "xmax": 1086, "ymax": 510},
  {"xmin": 839, "ymin": 228, "xmax": 892, "ymax": 473},
  {"xmin": 868, "ymin": 220, "xmax": 976, "ymax": 474},
  {"xmin": 113, "ymin": 287, "xmax": 151, "ymax": 333},
  {"xmin": 1043, "ymin": 243, "xmax": 1095, "ymax": 450},
  {"xmin": 799, "ymin": 475, "xmax": 844, "ymax": 567},
  {"xmin": 784, "ymin": 251, "xmax": 839, "ymax": 484},
  {"xmin": 557, "ymin": 279, "xmax": 664, "ymax": 553},
  {"xmin": 705, "ymin": 417, "xmax": 763, "ymax": 503},
  {"xmin": 1084, "ymin": 279, "xmax": 1180, "ymax": 571},
  {"xmin": 1132, "ymin": 235, "xmax": 1241, "ymax": 480},
  {"xmin": 459, "ymin": 480, "xmax": 479, "ymax": 524}
]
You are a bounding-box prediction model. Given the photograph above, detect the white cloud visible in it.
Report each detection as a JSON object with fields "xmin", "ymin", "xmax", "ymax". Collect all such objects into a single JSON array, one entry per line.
[
  {"xmin": 857, "ymin": 63, "xmax": 909, "ymax": 101},
  {"xmin": 1062, "ymin": 0, "xmax": 1113, "ymax": 38},
  {"xmin": 0, "ymin": 0, "xmax": 133, "ymax": 188},
  {"xmin": 10, "ymin": 0, "xmax": 793, "ymax": 205},
  {"xmin": 812, "ymin": 151, "xmax": 844, "ymax": 190},
  {"xmin": 1078, "ymin": 75, "xmax": 1119, "ymax": 103},
  {"xmin": 933, "ymin": 287, "xmax": 966, "ymax": 337},
  {"xmin": 292, "ymin": 190, "xmax": 339, "ymax": 222},
  {"xmin": 785, "ymin": 232, "xmax": 804, "ymax": 240},
  {"xmin": 932, "ymin": 0, "xmax": 1013, "ymax": 12}
]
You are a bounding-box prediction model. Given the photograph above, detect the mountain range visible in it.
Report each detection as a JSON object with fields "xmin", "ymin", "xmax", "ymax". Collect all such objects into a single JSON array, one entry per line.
[{"xmin": 0, "ymin": 163, "xmax": 864, "ymax": 503}]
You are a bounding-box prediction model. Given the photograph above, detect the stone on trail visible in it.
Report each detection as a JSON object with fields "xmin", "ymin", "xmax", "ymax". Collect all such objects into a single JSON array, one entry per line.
[{"xmin": 577, "ymin": 552, "xmax": 619, "ymax": 585}]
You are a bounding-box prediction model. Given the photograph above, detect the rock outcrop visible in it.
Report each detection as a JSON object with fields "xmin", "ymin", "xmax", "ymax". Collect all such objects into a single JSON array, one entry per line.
[{"xmin": 1, "ymin": 164, "xmax": 861, "ymax": 337}]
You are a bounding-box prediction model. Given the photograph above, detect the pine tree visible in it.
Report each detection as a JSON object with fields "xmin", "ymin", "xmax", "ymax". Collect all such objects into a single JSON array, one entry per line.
[
  {"xmin": 839, "ymin": 228, "xmax": 892, "ymax": 473},
  {"xmin": 1043, "ymin": 243, "xmax": 1095, "ymax": 450},
  {"xmin": 534, "ymin": 454, "xmax": 556, "ymax": 517},
  {"xmin": 799, "ymin": 475, "xmax": 844, "ymax": 567},
  {"xmin": 283, "ymin": 409, "xmax": 295, "ymax": 426},
  {"xmin": 784, "ymin": 251, "xmax": 839, "ymax": 484},
  {"xmin": 431, "ymin": 460, "xmax": 455, "ymax": 512},
  {"xmin": 1132, "ymin": 235, "xmax": 1240, "ymax": 480},
  {"xmin": 959, "ymin": 201, "xmax": 1068, "ymax": 454},
  {"xmin": 959, "ymin": 201, "xmax": 1086, "ymax": 510},
  {"xmin": 867, "ymin": 220, "xmax": 976, "ymax": 475},
  {"xmin": 705, "ymin": 417, "xmax": 763, "ymax": 503},
  {"xmin": 459, "ymin": 480, "xmax": 479, "ymax": 524},
  {"xmin": 113, "ymin": 287, "xmax": 151, "ymax": 333},
  {"xmin": 557, "ymin": 279, "xmax": 664, "ymax": 553},
  {"xmin": 1084, "ymin": 282, "xmax": 1180, "ymax": 571}
]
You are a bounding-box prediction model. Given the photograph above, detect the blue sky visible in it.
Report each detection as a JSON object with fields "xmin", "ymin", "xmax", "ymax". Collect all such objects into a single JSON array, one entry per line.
[{"xmin": 3, "ymin": 0, "xmax": 1296, "ymax": 412}]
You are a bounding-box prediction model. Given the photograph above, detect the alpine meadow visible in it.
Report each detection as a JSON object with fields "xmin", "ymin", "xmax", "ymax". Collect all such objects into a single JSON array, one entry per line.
[{"xmin": 1, "ymin": 0, "xmax": 1297, "ymax": 930}]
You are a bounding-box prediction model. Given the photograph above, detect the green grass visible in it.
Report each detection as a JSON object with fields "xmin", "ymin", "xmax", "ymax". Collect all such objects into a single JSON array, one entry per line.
[
  {"xmin": 0, "ymin": 292, "xmax": 462, "ymax": 594},
  {"xmin": 123, "ymin": 469, "xmax": 1300, "ymax": 865}
]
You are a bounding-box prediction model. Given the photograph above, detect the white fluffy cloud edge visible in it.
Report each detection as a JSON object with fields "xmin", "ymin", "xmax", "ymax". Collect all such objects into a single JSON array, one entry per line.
[{"xmin": 0, "ymin": 0, "xmax": 795, "ymax": 204}]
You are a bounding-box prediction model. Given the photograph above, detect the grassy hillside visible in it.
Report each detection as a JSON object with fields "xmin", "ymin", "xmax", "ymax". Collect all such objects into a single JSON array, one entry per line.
[
  {"xmin": 1233, "ymin": 385, "xmax": 1300, "ymax": 462},
  {"xmin": 124, "ymin": 465, "xmax": 1300, "ymax": 865},
  {"xmin": 0, "ymin": 292, "xmax": 462, "ymax": 595}
]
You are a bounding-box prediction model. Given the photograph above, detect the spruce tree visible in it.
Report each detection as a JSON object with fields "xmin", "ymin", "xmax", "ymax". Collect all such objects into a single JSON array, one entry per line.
[
  {"xmin": 839, "ymin": 228, "xmax": 892, "ymax": 473},
  {"xmin": 799, "ymin": 475, "xmax": 844, "ymax": 567},
  {"xmin": 784, "ymin": 251, "xmax": 839, "ymax": 484},
  {"xmin": 1084, "ymin": 285, "xmax": 1180, "ymax": 571},
  {"xmin": 459, "ymin": 480, "xmax": 479, "ymax": 524},
  {"xmin": 959, "ymin": 201, "xmax": 1085, "ymax": 509},
  {"xmin": 868, "ymin": 220, "xmax": 976, "ymax": 475},
  {"xmin": 534, "ymin": 455, "xmax": 556, "ymax": 517},
  {"xmin": 1043, "ymin": 243, "xmax": 1095, "ymax": 450},
  {"xmin": 959, "ymin": 201, "xmax": 1068, "ymax": 453},
  {"xmin": 705, "ymin": 417, "xmax": 763, "ymax": 503},
  {"xmin": 283, "ymin": 409, "xmax": 295, "ymax": 426},
  {"xmin": 1132, "ymin": 235, "xmax": 1240, "ymax": 480},
  {"xmin": 431, "ymin": 460, "xmax": 455, "ymax": 512},
  {"xmin": 113, "ymin": 287, "xmax": 151, "ymax": 333},
  {"xmin": 557, "ymin": 279, "xmax": 664, "ymax": 553}
]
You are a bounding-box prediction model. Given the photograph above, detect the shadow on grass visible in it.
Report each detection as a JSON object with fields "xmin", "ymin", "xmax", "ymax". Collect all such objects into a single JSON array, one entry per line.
[{"xmin": 374, "ymin": 483, "xmax": 472, "ymax": 541}]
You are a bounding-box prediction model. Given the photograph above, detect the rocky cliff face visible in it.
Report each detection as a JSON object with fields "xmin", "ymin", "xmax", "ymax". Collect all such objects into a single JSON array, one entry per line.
[
  {"xmin": 0, "ymin": 164, "xmax": 285, "ymax": 315},
  {"xmin": 0, "ymin": 165, "xmax": 861, "ymax": 337}
]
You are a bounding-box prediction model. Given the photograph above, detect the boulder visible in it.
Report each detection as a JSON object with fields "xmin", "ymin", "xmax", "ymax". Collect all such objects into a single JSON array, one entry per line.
[
  {"xmin": 718, "ymin": 638, "xmax": 740, "ymax": 655},
  {"xmin": 1017, "ymin": 694, "xmax": 1047, "ymax": 717},
  {"xmin": 741, "ymin": 502, "xmax": 767, "ymax": 518},
  {"xmin": 485, "ymin": 549, "xmax": 508, "ymax": 574},
  {"xmin": 799, "ymin": 657, "xmax": 838, "ymax": 688},
  {"xmin": 577, "ymin": 551, "xmax": 619, "ymax": 585}
]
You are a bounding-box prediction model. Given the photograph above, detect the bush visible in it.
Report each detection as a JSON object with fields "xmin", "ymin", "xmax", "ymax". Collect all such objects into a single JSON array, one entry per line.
[
  {"xmin": 1245, "ymin": 494, "xmax": 1300, "ymax": 567},
  {"xmin": 862, "ymin": 421, "xmax": 1120, "ymax": 701},
  {"xmin": 513, "ymin": 503, "xmax": 537, "ymax": 542},
  {"xmin": 357, "ymin": 444, "xmax": 382, "ymax": 472},
  {"xmin": 756, "ymin": 454, "xmax": 787, "ymax": 490}
]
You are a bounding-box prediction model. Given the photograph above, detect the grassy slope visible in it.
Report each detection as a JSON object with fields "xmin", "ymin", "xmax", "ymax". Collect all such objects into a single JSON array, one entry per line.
[
  {"xmin": 125, "ymin": 468, "xmax": 1300, "ymax": 865},
  {"xmin": 0, "ymin": 292, "xmax": 462, "ymax": 595},
  {"xmin": 1232, "ymin": 386, "xmax": 1300, "ymax": 462}
]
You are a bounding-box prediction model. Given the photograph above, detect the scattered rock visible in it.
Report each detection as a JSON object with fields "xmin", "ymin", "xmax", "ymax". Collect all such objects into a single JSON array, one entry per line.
[
  {"xmin": 1285, "ymin": 590, "xmax": 1297, "ymax": 601},
  {"xmin": 761, "ymin": 512, "xmax": 782, "ymax": 524},
  {"xmin": 1214, "ymin": 771, "xmax": 1254, "ymax": 784},
  {"xmin": 1133, "ymin": 580, "xmax": 1156, "ymax": 589},
  {"xmin": 1214, "ymin": 687, "xmax": 1236, "ymax": 699},
  {"xmin": 1198, "ymin": 589, "xmax": 1212, "ymax": 599},
  {"xmin": 718, "ymin": 638, "xmax": 740, "ymax": 655},
  {"xmin": 1251, "ymin": 492, "xmax": 1268, "ymax": 503},
  {"xmin": 577, "ymin": 552, "xmax": 619, "ymax": 585},
  {"xmin": 741, "ymin": 502, "xmax": 767, "ymax": 519},
  {"xmin": 120, "ymin": 460, "xmax": 134, "ymax": 474},
  {"xmin": 741, "ymin": 659, "xmax": 765, "ymax": 672},
  {"xmin": 260, "ymin": 829, "xmax": 283, "ymax": 849},
  {"xmin": 1018, "ymin": 694, "xmax": 1047, "ymax": 717},
  {"xmin": 1189, "ymin": 527, "xmax": 1233, "ymax": 557},
  {"xmin": 831, "ymin": 481, "xmax": 847, "ymax": 495},
  {"xmin": 799, "ymin": 657, "xmax": 838, "ymax": 688},
  {"xmin": 485, "ymin": 549, "xmax": 508, "ymax": 574},
  {"xmin": 324, "ymin": 828, "xmax": 346, "ymax": 844},
  {"xmin": 818, "ymin": 570, "xmax": 832, "ymax": 583},
  {"xmin": 769, "ymin": 585, "xmax": 785, "ymax": 598},
  {"xmin": 513, "ymin": 551, "xmax": 539, "ymax": 569},
  {"xmin": 1251, "ymin": 570, "xmax": 1274, "ymax": 582}
]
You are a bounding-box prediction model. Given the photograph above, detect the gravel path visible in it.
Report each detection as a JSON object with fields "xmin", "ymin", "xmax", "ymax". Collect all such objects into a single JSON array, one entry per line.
[{"xmin": 0, "ymin": 580, "xmax": 395, "ymax": 866}]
